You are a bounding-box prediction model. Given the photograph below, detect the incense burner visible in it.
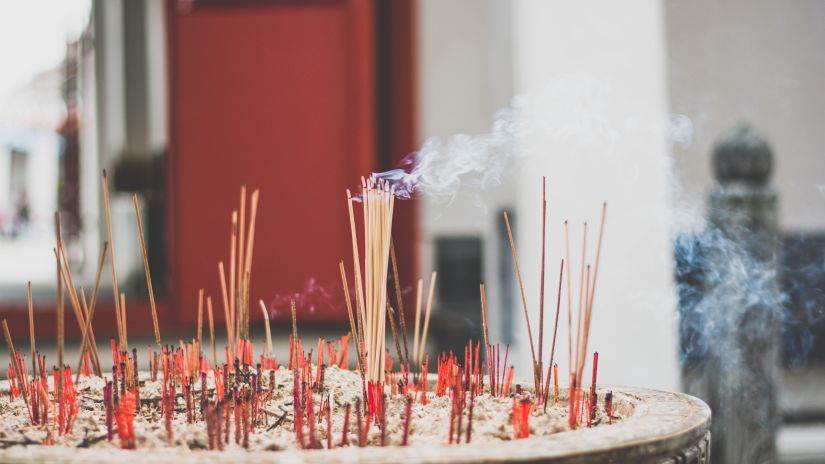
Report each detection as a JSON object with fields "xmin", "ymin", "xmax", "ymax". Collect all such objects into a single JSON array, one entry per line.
[{"xmin": 0, "ymin": 377, "xmax": 710, "ymax": 464}]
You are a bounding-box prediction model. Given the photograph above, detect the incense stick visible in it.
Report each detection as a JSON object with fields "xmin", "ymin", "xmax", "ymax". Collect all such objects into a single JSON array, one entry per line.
[
  {"xmin": 218, "ymin": 262, "xmax": 233, "ymax": 350},
  {"xmin": 133, "ymin": 194, "xmax": 161, "ymax": 348},
  {"xmin": 26, "ymin": 282, "xmax": 35, "ymax": 376},
  {"xmin": 538, "ymin": 177, "xmax": 547, "ymax": 387},
  {"xmin": 229, "ymin": 212, "xmax": 237, "ymax": 353},
  {"xmin": 574, "ymin": 222, "xmax": 588, "ymax": 382},
  {"xmin": 76, "ymin": 242, "xmax": 108, "ymax": 379},
  {"xmin": 243, "ymin": 190, "xmax": 259, "ymax": 340},
  {"xmin": 197, "ymin": 289, "xmax": 204, "ymax": 355},
  {"xmin": 390, "ymin": 241, "xmax": 410, "ymax": 367},
  {"xmin": 418, "ymin": 272, "xmax": 437, "ymax": 366},
  {"xmin": 102, "ymin": 170, "xmax": 124, "ymax": 351},
  {"xmin": 503, "ymin": 212, "xmax": 539, "ymax": 392},
  {"xmin": 577, "ymin": 203, "xmax": 607, "ymax": 384},
  {"xmin": 259, "ymin": 300, "xmax": 272, "ymax": 357},
  {"xmin": 564, "ymin": 221, "xmax": 573, "ymax": 376},
  {"xmin": 479, "ymin": 283, "xmax": 491, "ymax": 368},
  {"xmin": 413, "ymin": 279, "xmax": 423, "ymax": 364},
  {"xmin": 207, "ymin": 296, "xmax": 217, "ymax": 368},
  {"xmin": 340, "ymin": 260, "xmax": 364, "ymax": 374}
]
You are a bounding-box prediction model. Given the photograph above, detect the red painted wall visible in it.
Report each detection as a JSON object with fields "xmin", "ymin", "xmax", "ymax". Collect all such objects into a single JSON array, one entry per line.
[{"xmin": 166, "ymin": 0, "xmax": 416, "ymax": 331}]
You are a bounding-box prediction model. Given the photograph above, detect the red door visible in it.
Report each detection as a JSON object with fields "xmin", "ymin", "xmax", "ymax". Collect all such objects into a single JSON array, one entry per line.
[{"xmin": 166, "ymin": 0, "xmax": 416, "ymax": 331}]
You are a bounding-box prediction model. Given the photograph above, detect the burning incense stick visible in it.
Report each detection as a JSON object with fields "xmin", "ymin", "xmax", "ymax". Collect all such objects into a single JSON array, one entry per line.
[
  {"xmin": 207, "ymin": 296, "xmax": 217, "ymax": 368},
  {"xmin": 133, "ymin": 194, "xmax": 161, "ymax": 348},
  {"xmin": 479, "ymin": 283, "xmax": 491, "ymax": 369},
  {"xmin": 503, "ymin": 212, "xmax": 540, "ymax": 392},
  {"xmin": 102, "ymin": 170, "xmax": 124, "ymax": 351},
  {"xmin": 418, "ymin": 272, "xmax": 437, "ymax": 366},
  {"xmin": 346, "ymin": 179, "xmax": 396, "ymax": 384}
]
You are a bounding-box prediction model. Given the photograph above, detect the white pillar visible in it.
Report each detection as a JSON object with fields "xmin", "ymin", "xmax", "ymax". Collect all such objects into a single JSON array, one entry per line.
[{"xmin": 510, "ymin": 0, "xmax": 679, "ymax": 390}]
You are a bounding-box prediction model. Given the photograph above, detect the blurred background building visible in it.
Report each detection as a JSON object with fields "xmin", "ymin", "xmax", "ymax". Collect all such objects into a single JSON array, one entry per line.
[{"xmin": 0, "ymin": 1, "xmax": 822, "ymax": 462}]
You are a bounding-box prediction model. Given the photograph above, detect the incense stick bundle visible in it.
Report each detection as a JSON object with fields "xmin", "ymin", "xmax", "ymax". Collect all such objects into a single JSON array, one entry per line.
[{"xmin": 346, "ymin": 179, "xmax": 396, "ymax": 383}]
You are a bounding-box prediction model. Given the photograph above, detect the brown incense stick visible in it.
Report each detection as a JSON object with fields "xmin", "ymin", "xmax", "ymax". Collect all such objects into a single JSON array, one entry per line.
[
  {"xmin": 413, "ymin": 278, "xmax": 423, "ymax": 364},
  {"xmin": 418, "ymin": 271, "xmax": 437, "ymax": 365},
  {"xmin": 133, "ymin": 194, "xmax": 161, "ymax": 348},
  {"xmin": 503, "ymin": 211, "xmax": 539, "ymax": 392},
  {"xmin": 218, "ymin": 261, "xmax": 233, "ymax": 350},
  {"xmin": 390, "ymin": 241, "xmax": 410, "ymax": 367},
  {"xmin": 386, "ymin": 304, "xmax": 403, "ymax": 372},
  {"xmin": 538, "ymin": 177, "xmax": 547, "ymax": 387},
  {"xmin": 574, "ymin": 222, "xmax": 588, "ymax": 382},
  {"xmin": 197, "ymin": 289, "xmax": 204, "ymax": 354},
  {"xmin": 577, "ymin": 203, "xmax": 607, "ymax": 384},
  {"xmin": 102, "ymin": 170, "xmax": 124, "ymax": 351},
  {"xmin": 243, "ymin": 190, "xmax": 259, "ymax": 340},
  {"xmin": 479, "ymin": 283, "xmax": 491, "ymax": 368},
  {"xmin": 229, "ymin": 212, "xmax": 237, "ymax": 353},
  {"xmin": 340, "ymin": 261, "xmax": 364, "ymax": 374},
  {"xmin": 259, "ymin": 300, "xmax": 272, "ymax": 357},
  {"xmin": 564, "ymin": 221, "xmax": 573, "ymax": 375},
  {"xmin": 120, "ymin": 293, "xmax": 128, "ymax": 349},
  {"xmin": 26, "ymin": 282, "xmax": 35, "ymax": 376},
  {"xmin": 290, "ymin": 298, "xmax": 299, "ymax": 367},
  {"xmin": 207, "ymin": 296, "xmax": 217, "ymax": 368},
  {"xmin": 76, "ymin": 241, "xmax": 107, "ymax": 378},
  {"xmin": 56, "ymin": 242, "xmax": 64, "ymax": 403},
  {"xmin": 346, "ymin": 190, "xmax": 367, "ymax": 357}
]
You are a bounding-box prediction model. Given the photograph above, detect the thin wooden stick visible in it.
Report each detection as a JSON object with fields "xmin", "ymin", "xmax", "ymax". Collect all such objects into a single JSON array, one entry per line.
[
  {"xmin": 413, "ymin": 279, "xmax": 423, "ymax": 364},
  {"xmin": 259, "ymin": 300, "xmax": 272, "ymax": 356},
  {"xmin": 479, "ymin": 283, "xmax": 491, "ymax": 377},
  {"xmin": 574, "ymin": 223, "xmax": 588, "ymax": 383},
  {"xmin": 418, "ymin": 272, "xmax": 437, "ymax": 365},
  {"xmin": 346, "ymin": 190, "xmax": 367, "ymax": 357},
  {"xmin": 290, "ymin": 298, "xmax": 299, "ymax": 368},
  {"xmin": 26, "ymin": 282, "xmax": 35, "ymax": 376},
  {"xmin": 543, "ymin": 259, "xmax": 565, "ymax": 410},
  {"xmin": 340, "ymin": 261, "xmax": 364, "ymax": 374},
  {"xmin": 133, "ymin": 194, "xmax": 161, "ymax": 348},
  {"xmin": 197, "ymin": 289, "xmax": 204, "ymax": 354},
  {"xmin": 538, "ymin": 177, "xmax": 547, "ymax": 387},
  {"xmin": 564, "ymin": 221, "xmax": 573, "ymax": 376},
  {"xmin": 207, "ymin": 296, "xmax": 217, "ymax": 368},
  {"xmin": 386, "ymin": 304, "xmax": 403, "ymax": 373},
  {"xmin": 229, "ymin": 212, "xmax": 237, "ymax": 353},
  {"xmin": 390, "ymin": 241, "xmax": 410, "ymax": 367},
  {"xmin": 243, "ymin": 190, "xmax": 260, "ymax": 340},
  {"xmin": 2, "ymin": 319, "xmax": 29, "ymax": 409},
  {"xmin": 56, "ymin": 242, "xmax": 64, "ymax": 403},
  {"xmin": 101, "ymin": 170, "xmax": 123, "ymax": 351},
  {"xmin": 503, "ymin": 211, "xmax": 539, "ymax": 392},
  {"xmin": 218, "ymin": 261, "xmax": 233, "ymax": 351},
  {"xmin": 120, "ymin": 293, "xmax": 128, "ymax": 349},
  {"xmin": 76, "ymin": 242, "xmax": 108, "ymax": 379},
  {"xmin": 237, "ymin": 187, "xmax": 246, "ymax": 342},
  {"xmin": 577, "ymin": 203, "xmax": 607, "ymax": 384}
]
